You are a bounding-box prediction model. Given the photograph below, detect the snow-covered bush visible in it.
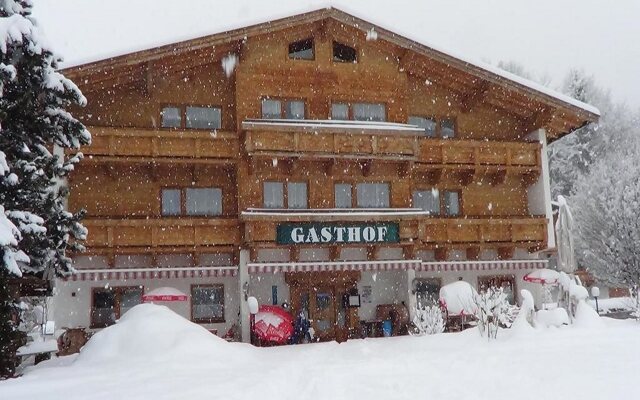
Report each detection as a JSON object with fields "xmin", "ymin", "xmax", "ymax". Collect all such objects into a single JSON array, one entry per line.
[
  {"xmin": 411, "ymin": 304, "xmax": 445, "ymax": 336},
  {"xmin": 474, "ymin": 286, "xmax": 515, "ymax": 339}
]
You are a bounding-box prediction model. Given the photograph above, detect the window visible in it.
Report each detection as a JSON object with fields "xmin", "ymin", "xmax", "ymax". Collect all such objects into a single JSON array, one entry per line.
[
  {"xmin": 287, "ymin": 182, "xmax": 308, "ymax": 209},
  {"xmin": 353, "ymin": 103, "xmax": 386, "ymax": 122},
  {"xmin": 185, "ymin": 188, "xmax": 222, "ymax": 216},
  {"xmin": 288, "ymin": 38, "xmax": 314, "ymax": 60},
  {"xmin": 285, "ymin": 100, "xmax": 305, "ymax": 119},
  {"xmin": 261, "ymin": 99, "xmax": 305, "ymax": 119},
  {"xmin": 408, "ymin": 116, "xmax": 437, "ymax": 137},
  {"xmin": 161, "ymin": 105, "xmax": 221, "ymax": 129},
  {"xmin": 91, "ymin": 287, "xmax": 142, "ymax": 328},
  {"xmin": 161, "ymin": 106, "xmax": 181, "ymax": 128},
  {"xmin": 331, "ymin": 103, "xmax": 349, "ymax": 120},
  {"xmin": 331, "ymin": 102, "xmax": 386, "ymax": 122},
  {"xmin": 443, "ymin": 190, "xmax": 461, "ymax": 216},
  {"xmin": 191, "ymin": 285, "xmax": 225, "ymax": 323},
  {"xmin": 263, "ymin": 182, "xmax": 284, "ymax": 208},
  {"xmin": 441, "ymin": 119, "xmax": 456, "ymax": 138},
  {"xmin": 334, "ymin": 183, "xmax": 352, "ymax": 208},
  {"xmin": 263, "ymin": 182, "xmax": 308, "ymax": 209},
  {"xmin": 333, "ymin": 41, "xmax": 357, "ymax": 63},
  {"xmin": 413, "ymin": 189, "xmax": 440, "ymax": 215},
  {"xmin": 161, "ymin": 187, "xmax": 223, "ymax": 216},
  {"xmin": 186, "ymin": 106, "xmax": 221, "ymax": 130},
  {"xmin": 407, "ymin": 116, "xmax": 456, "ymax": 138},
  {"xmin": 414, "ymin": 278, "xmax": 441, "ymax": 308},
  {"xmin": 478, "ymin": 275, "xmax": 516, "ymax": 304},
  {"xmin": 161, "ymin": 189, "xmax": 181, "ymax": 216},
  {"xmin": 356, "ymin": 183, "xmax": 390, "ymax": 208}
]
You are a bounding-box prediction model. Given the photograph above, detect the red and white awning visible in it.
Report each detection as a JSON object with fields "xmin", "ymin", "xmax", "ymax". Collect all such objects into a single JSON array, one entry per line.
[
  {"xmin": 67, "ymin": 266, "xmax": 238, "ymax": 281},
  {"xmin": 142, "ymin": 287, "xmax": 188, "ymax": 302},
  {"xmin": 247, "ymin": 259, "xmax": 547, "ymax": 274},
  {"xmin": 415, "ymin": 259, "xmax": 547, "ymax": 272},
  {"xmin": 248, "ymin": 259, "xmax": 422, "ymax": 274}
]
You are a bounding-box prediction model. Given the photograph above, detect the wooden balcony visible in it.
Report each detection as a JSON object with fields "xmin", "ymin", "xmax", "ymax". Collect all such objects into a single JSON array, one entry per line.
[
  {"xmin": 83, "ymin": 218, "xmax": 241, "ymax": 248},
  {"xmin": 241, "ymin": 209, "xmax": 547, "ymax": 247},
  {"xmin": 242, "ymin": 120, "xmax": 541, "ymax": 181},
  {"xmin": 81, "ymin": 126, "xmax": 239, "ymax": 164}
]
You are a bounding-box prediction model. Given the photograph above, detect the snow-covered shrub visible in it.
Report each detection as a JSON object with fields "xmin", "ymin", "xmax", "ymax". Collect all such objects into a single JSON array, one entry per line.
[
  {"xmin": 411, "ymin": 304, "xmax": 445, "ymax": 336},
  {"xmin": 474, "ymin": 286, "xmax": 514, "ymax": 339}
]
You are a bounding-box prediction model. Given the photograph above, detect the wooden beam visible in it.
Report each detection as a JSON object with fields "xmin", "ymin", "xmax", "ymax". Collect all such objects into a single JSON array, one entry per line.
[
  {"xmin": 525, "ymin": 108, "xmax": 556, "ymax": 132},
  {"xmin": 497, "ymin": 246, "xmax": 515, "ymax": 260},
  {"xmin": 460, "ymin": 81, "xmax": 492, "ymax": 113},
  {"xmin": 466, "ymin": 246, "xmax": 481, "ymax": 260},
  {"xmin": 360, "ymin": 159, "xmax": 372, "ymax": 177},
  {"xmin": 434, "ymin": 247, "xmax": 448, "ymax": 261}
]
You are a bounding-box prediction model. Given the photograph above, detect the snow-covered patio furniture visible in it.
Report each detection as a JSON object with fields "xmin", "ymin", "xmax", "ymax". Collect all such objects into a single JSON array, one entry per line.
[
  {"xmin": 523, "ymin": 268, "xmax": 560, "ymax": 310},
  {"xmin": 439, "ymin": 281, "xmax": 478, "ymax": 331},
  {"xmin": 252, "ymin": 305, "xmax": 294, "ymax": 346}
]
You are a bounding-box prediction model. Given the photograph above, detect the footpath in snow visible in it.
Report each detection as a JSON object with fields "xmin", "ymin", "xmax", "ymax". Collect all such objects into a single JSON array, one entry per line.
[{"xmin": 1, "ymin": 303, "xmax": 638, "ymax": 400}]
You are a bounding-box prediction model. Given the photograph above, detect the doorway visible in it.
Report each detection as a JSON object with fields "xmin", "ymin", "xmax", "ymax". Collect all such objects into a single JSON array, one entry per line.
[{"xmin": 286, "ymin": 271, "xmax": 360, "ymax": 342}]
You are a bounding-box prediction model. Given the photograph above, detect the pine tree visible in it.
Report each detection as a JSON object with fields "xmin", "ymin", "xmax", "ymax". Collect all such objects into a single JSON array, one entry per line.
[{"xmin": 0, "ymin": 0, "xmax": 90, "ymax": 378}]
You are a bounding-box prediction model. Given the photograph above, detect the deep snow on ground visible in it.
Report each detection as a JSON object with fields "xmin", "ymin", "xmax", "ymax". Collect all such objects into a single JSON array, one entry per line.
[{"xmin": 1, "ymin": 304, "xmax": 639, "ymax": 400}]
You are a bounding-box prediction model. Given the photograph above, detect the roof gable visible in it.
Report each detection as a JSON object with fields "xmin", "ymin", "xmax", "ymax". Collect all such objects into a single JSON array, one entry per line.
[{"xmin": 62, "ymin": 7, "xmax": 599, "ymax": 140}]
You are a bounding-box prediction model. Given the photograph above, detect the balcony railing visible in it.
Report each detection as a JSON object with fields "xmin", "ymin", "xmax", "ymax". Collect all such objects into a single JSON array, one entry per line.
[
  {"xmin": 83, "ymin": 218, "xmax": 241, "ymax": 248},
  {"xmin": 241, "ymin": 209, "xmax": 547, "ymax": 245},
  {"xmin": 81, "ymin": 126, "xmax": 239, "ymax": 162},
  {"xmin": 243, "ymin": 119, "xmax": 541, "ymax": 170}
]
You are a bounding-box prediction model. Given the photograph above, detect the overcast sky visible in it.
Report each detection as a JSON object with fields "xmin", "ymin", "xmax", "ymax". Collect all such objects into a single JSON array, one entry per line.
[{"xmin": 35, "ymin": 0, "xmax": 640, "ymax": 108}]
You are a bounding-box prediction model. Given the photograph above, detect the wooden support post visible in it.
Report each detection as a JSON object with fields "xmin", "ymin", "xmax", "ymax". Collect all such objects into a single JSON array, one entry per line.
[
  {"xmin": 434, "ymin": 247, "xmax": 448, "ymax": 261},
  {"xmin": 466, "ymin": 246, "xmax": 481, "ymax": 260},
  {"xmin": 497, "ymin": 246, "xmax": 514, "ymax": 260},
  {"xmin": 329, "ymin": 246, "xmax": 340, "ymax": 261}
]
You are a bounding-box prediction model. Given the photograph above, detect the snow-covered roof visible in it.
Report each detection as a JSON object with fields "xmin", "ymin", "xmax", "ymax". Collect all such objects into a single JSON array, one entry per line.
[
  {"xmin": 242, "ymin": 208, "xmax": 432, "ymax": 219},
  {"xmin": 62, "ymin": 6, "xmax": 599, "ymax": 121},
  {"xmin": 242, "ymin": 119, "xmax": 426, "ymax": 134}
]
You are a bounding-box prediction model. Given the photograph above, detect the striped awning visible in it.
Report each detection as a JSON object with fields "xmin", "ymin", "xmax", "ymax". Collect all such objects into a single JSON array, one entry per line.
[
  {"xmin": 67, "ymin": 266, "xmax": 238, "ymax": 281},
  {"xmin": 415, "ymin": 259, "xmax": 547, "ymax": 272},
  {"xmin": 247, "ymin": 259, "xmax": 547, "ymax": 274},
  {"xmin": 248, "ymin": 259, "xmax": 422, "ymax": 274}
]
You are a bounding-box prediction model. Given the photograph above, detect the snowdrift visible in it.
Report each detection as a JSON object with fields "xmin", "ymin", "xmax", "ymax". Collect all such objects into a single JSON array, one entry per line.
[{"xmin": 76, "ymin": 304, "xmax": 241, "ymax": 365}]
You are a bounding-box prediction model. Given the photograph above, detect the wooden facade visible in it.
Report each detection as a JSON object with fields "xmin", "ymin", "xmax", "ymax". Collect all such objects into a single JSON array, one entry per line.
[
  {"xmin": 59, "ymin": 8, "xmax": 598, "ymax": 341},
  {"xmin": 63, "ymin": 8, "xmax": 598, "ymax": 263}
]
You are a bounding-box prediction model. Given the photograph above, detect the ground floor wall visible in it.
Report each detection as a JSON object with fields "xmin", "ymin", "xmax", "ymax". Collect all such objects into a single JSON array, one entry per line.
[{"xmin": 51, "ymin": 275, "xmax": 240, "ymax": 337}]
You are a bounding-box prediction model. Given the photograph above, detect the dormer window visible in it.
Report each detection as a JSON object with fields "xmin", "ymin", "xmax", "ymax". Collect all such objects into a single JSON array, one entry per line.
[
  {"xmin": 288, "ymin": 38, "xmax": 314, "ymax": 60},
  {"xmin": 333, "ymin": 41, "xmax": 357, "ymax": 63}
]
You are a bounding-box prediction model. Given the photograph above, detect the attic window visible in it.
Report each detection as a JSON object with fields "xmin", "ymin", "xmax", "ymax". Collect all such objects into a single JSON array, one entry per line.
[
  {"xmin": 288, "ymin": 38, "xmax": 314, "ymax": 60},
  {"xmin": 333, "ymin": 41, "xmax": 357, "ymax": 63}
]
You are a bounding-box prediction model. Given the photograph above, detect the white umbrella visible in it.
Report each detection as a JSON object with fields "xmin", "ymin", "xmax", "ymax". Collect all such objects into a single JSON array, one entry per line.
[{"xmin": 142, "ymin": 287, "xmax": 188, "ymax": 302}]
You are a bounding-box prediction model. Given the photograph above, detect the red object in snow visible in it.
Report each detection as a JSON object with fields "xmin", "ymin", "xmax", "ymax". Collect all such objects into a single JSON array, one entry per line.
[
  {"xmin": 142, "ymin": 287, "xmax": 188, "ymax": 302},
  {"xmin": 523, "ymin": 269, "xmax": 560, "ymax": 285},
  {"xmin": 252, "ymin": 305, "xmax": 294, "ymax": 344}
]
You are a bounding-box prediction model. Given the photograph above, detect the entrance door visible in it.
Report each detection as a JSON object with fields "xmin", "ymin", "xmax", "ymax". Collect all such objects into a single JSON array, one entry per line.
[
  {"xmin": 287, "ymin": 271, "xmax": 360, "ymax": 342},
  {"xmin": 311, "ymin": 285, "xmax": 336, "ymax": 341}
]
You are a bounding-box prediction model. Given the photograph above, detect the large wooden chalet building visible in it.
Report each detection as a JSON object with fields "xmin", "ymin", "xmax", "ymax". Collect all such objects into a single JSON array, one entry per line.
[{"xmin": 52, "ymin": 7, "xmax": 599, "ymax": 342}]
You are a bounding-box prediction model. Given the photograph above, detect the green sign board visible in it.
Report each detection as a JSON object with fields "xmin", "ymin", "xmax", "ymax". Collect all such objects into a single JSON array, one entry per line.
[{"xmin": 276, "ymin": 222, "xmax": 400, "ymax": 245}]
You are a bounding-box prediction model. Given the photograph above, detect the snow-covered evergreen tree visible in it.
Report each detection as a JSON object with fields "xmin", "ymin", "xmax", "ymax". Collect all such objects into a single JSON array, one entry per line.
[
  {"xmin": 411, "ymin": 304, "xmax": 445, "ymax": 336},
  {"xmin": 549, "ymin": 69, "xmax": 638, "ymax": 199},
  {"xmin": 0, "ymin": 0, "xmax": 90, "ymax": 378},
  {"xmin": 571, "ymin": 139, "xmax": 640, "ymax": 292}
]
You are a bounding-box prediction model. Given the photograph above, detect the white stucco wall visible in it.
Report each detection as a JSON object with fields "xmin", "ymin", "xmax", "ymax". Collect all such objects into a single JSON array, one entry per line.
[
  {"xmin": 51, "ymin": 275, "xmax": 240, "ymax": 336},
  {"xmin": 527, "ymin": 128, "xmax": 555, "ymax": 250},
  {"xmin": 249, "ymin": 273, "xmax": 290, "ymax": 307},
  {"xmin": 357, "ymin": 270, "xmax": 410, "ymax": 321}
]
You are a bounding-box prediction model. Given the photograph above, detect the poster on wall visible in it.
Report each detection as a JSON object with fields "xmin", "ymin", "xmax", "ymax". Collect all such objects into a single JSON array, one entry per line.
[{"xmin": 361, "ymin": 285, "xmax": 372, "ymax": 304}]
